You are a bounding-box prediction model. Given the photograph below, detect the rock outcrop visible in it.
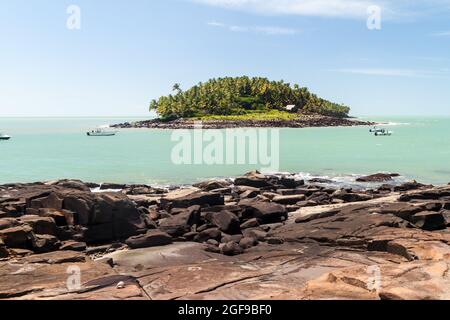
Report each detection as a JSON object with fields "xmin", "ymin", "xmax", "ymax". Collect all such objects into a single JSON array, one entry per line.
[{"xmin": 0, "ymin": 173, "xmax": 448, "ymax": 300}]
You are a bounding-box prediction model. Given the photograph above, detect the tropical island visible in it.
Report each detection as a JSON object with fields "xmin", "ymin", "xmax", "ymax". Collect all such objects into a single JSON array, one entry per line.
[{"xmin": 113, "ymin": 76, "xmax": 374, "ymax": 129}]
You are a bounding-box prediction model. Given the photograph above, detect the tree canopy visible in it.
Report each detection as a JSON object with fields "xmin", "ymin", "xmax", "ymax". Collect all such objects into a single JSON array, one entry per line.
[{"xmin": 149, "ymin": 76, "xmax": 350, "ymax": 120}]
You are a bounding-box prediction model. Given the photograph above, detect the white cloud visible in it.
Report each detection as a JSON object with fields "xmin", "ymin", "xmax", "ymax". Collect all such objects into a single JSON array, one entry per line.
[
  {"xmin": 334, "ymin": 68, "xmax": 449, "ymax": 78},
  {"xmin": 432, "ymin": 31, "xmax": 450, "ymax": 36},
  {"xmin": 194, "ymin": 0, "xmax": 450, "ymax": 19},
  {"xmin": 207, "ymin": 21, "xmax": 298, "ymax": 35},
  {"xmin": 196, "ymin": 0, "xmax": 385, "ymax": 18}
]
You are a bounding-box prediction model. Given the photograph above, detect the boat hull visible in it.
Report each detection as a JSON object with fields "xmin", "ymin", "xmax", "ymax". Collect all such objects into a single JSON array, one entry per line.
[
  {"xmin": 87, "ymin": 132, "xmax": 117, "ymax": 137},
  {"xmin": 0, "ymin": 136, "xmax": 11, "ymax": 140}
]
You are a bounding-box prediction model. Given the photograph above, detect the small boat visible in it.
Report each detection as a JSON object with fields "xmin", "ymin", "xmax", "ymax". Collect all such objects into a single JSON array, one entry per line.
[
  {"xmin": 0, "ymin": 133, "xmax": 11, "ymax": 141},
  {"xmin": 86, "ymin": 126, "xmax": 118, "ymax": 137},
  {"xmin": 374, "ymin": 129, "xmax": 393, "ymax": 136},
  {"xmin": 369, "ymin": 127, "xmax": 384, "ymax": 133}
]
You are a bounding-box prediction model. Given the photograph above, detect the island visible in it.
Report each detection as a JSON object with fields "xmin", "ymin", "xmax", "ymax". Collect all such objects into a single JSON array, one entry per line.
[{"xmin": 113, "ymin": 76, "xmax": 375, "ymax": 129}]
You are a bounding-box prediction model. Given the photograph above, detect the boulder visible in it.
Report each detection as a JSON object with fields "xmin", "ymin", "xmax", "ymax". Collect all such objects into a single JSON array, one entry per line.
[
  {"xmin": 242, "ymin": 228, "xmax": 267, "ymax": 242},
  {"xmin": 221, "ymin": 234, "xmax": 244, "ymax": 244},
  {"xmin": 31, "ymin": 234, "xmax": 61, "ymax": 253},
  {"xmin": 332, "ymin": 190, "xmax": 372, "ymax": 203},
  {"xmin": 0, "ymin": 238, "xmax": 9, "ymax": 258},
  {"xmin": 29, "ymin": 192, "xmax": 64, "ymax": 210},
  {"xmin": 239, "ymin": 199, "xmax": 287, "ymax": 224},
  {"xmin": 356, "ymin": 173, "xmax": 400, "ymax": 183},
  {"xmin": 52, "ymin": 180, "xmax": 91, "ymax": 192},
  {"xmin": 204, "ymin": 210, "xmax": 240, "ymax": 234},
  {"xmin": 234, "ymin": 171, "xmax": 272, "ymax": 188},
  {"xmin": 193, "ymin": 180, "xmax": 231, "ymax": 191},
  {"xmin": 194, "ymin": 228, "xmax": 222, "ymax": 243},
  {"xmin": 279, "ymin": 177, "xmax": 304, "ymax": 189},
  {"xmin": 100, "ymin": 183, "xmax": 126, "ymax": 190},
  {"xmin": 411, "ymin": 211, "xmax": 447, "ymax": 231},
  {"xmin": 126, "ymin": 230, "xmax": 173, "ymax": 249},
  {"xmin": 0, "ymin": 218, "xmax": 21, "ymax": 231},
  {"xmin": 272, "ymin": 195, "xmax": 307, "ymax": 205},
  {"xmin": 63, "ymin": 194, "xmax": 92, "ymax": 225},
  {"xmin": 221, "ymin": 242, "xmax": 244, "ymax": 256},
  {"xmin": 38, "ymin": 208, "xmax": 74, "ymax": 226},
  {"xmin": 161, "ymin": 190, "xmax": 224, "ymax": 210},
  {"xmin": 19, "ymin": 215, "xmax": 57, "ymax": 236},
  {"xmin": 159, "ymin": 206, "xmax": 200, "ymax": 237},
  {"xmin": 82, "ymin": 193, "xmax": 147, "ymax": 243},
  {"xmin": 60, "ymin": 241, "xmax": 87, "ymax": 252},
  {"xmin": 0, "ymin": 225, "xmax": 33, "ymax": 248},
  {"xmin": 239, "ymin": 237, "xmax": 258, "ymax": 249},
  {"xmin": 240, "ymin": 218, "xmax": 260, "ymax": 230}
]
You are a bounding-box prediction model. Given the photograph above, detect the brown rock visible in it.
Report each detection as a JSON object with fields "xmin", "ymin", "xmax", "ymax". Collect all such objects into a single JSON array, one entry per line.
[{"xmin": 126, "ymin": 230, "xmax": 173, "ymax": 249}]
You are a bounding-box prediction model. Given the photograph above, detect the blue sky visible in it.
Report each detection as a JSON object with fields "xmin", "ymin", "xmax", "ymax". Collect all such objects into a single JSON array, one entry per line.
[{"xmin": 0, "ymin": 0, "xmax": 449, "ymax": 117}]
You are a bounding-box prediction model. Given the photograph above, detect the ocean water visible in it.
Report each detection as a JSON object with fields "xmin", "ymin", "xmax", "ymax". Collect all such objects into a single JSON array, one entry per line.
[{"xmin": 1, "ymin": 116, "xmax": 450, "ymax": 186}]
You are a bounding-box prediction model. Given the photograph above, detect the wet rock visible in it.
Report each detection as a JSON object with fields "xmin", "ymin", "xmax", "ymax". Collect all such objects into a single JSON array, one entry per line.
[
  {"xmin": 279, "ymin": 177, "xmax": 304, "ymax": 189},
  {"xmin": 204, "ymin": 210, "xmax": 240, "ymax": 234},
  {"xmin": 100, "ymin": 183, "xmax": 126, "ymax": 190},
  {"xmin": 356, "ymin": 173, "xmax": 400, "ymax": 183},
  {"xmin": 234, "ymin": 171, "xmax": 273, "ymax": 188},
  {"xmin": 308, "ymin": 178, "xmax": 333, "ymax": 184},
  {"xmin": 126, "ymin": 230, "xmax": 173, "ymax": 249},
  {"xmin": 193, "ymin": 180, "xmax": 231, "ymax": 191}
]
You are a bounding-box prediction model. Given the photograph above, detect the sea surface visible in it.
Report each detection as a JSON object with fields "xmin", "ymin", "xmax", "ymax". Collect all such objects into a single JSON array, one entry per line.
[{"xmin": 1, "ymin": 116, "xmax": 450, "ymax": 186}]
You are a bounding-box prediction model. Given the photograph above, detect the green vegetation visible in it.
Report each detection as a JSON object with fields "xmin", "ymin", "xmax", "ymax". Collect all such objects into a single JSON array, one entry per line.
[
  {"xmin": 149, "ymin": 76, "xmax": 350, "ymax": 121},
  {"xmin": 192, "ymin": 110, "xmax": 299, "ymax": 121}
]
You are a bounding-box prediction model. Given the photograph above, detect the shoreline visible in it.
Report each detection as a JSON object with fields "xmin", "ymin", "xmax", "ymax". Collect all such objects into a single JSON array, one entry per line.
[
  {"xmin": 111, "ymin": 114, "xmax": 376, "ymax": 130},
  {"xmin": 1, "ymin": 171, "xmax": 449, "ymax": 300}
]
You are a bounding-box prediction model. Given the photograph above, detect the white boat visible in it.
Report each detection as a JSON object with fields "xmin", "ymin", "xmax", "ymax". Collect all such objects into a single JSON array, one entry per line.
[
  {"xmin": 86, "ymin": 126, "xmax": 118, "ymax": 137},
  {"xmin": 369, "ymin": 127, "xmax": 384, "ymax": 133},
  {"xmin": 0, "ymin": 133, "xmax": 11, "ymax": 140},
  {"xmin": 374, "ymin": 129, "xmax": 393, "ymax": 136}
]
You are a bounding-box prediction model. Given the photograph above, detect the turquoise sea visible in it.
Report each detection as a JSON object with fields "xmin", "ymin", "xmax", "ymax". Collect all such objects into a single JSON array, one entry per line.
[{"xmin": 1, "ymin": 116, "xmax": 450, "ymax": 186}]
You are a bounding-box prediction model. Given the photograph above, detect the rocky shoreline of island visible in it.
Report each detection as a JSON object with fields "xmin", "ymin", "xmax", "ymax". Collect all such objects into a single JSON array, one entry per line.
[
  {"xmin": 1, "ymin": 171, "xmax": 449, "ymax": 300},
  {"xmin": 112, "ymin": 114, "xmax": 376, "ymax": 129}
]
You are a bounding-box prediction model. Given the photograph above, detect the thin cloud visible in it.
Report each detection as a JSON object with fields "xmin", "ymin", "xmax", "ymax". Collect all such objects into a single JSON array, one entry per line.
[
  {"xmin": 196, "ymin": 0, "xmax": 385, "ymax": 19},
  {"xmin": 194, "ymin": 0, "xmax": 450, "ymax": 20},
  {"xmin": 207, "ymin": 21, "xmax": 298, "ymax": 35},
  {"xmin": 432, "ymin": 31, "xmax": 450, "ymax": 37},
  {"xmin": 334, "ymin": 68, "xmax": 449, "ymax": 78}
]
